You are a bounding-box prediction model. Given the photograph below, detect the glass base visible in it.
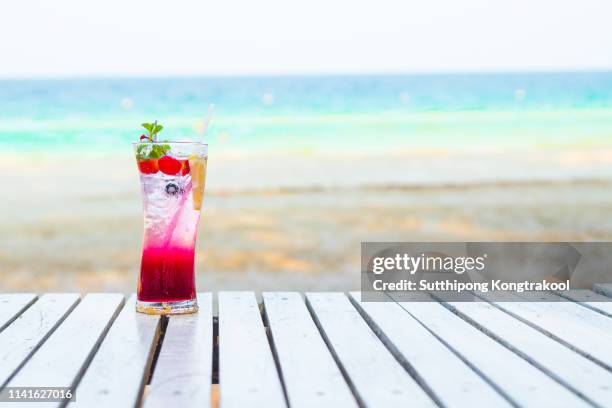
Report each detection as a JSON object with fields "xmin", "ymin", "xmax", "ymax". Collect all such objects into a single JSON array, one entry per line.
[{"xmin": 136, "ymin": 298, "xmax": 198, "ymax": 315}]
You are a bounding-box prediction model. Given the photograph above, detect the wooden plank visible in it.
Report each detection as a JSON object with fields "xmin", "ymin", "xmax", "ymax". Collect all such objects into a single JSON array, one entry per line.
[
  {"xmin": 75, "ymin": 295, "xmax": 161, "ymax": 408},
  {"xmin": 392, "ymin": 294, "xmax": 590, "ymax": 408},
  {"xmin": 593, "ymin": 283, "xmax": 612, "ymax": 298},
  {"xmin": 263, "ymin": 292, "xmax": 357, "ymax": 408},
  {"xmin": 554, "ymin": 289, "xmax": 612, "ymax": 317},
  {"xmin": 306, "ymin": 292, "xmax": 435, "ymax": 408},
  {"xmin": 0, "ymin": 294, "xmax": 37, "ymax": 332},
  {"xmin": 349, "ymin": 292, "xmax": 511, "ymax": 408},
  {"xmin": 445, "ymin": 300, "xmax": 612, "ymax": 407},
  {"xmin": 480, "ymin": 291, "xmax": 612, "ymax": 370},
  {"xmin": 5, "ymin": 293, "xmax": 123, "ymax": 407},
  {"xmin": 218, "ymin": 292, "xmax": 286, "ymax": 408},
  {"xmin": 0, "ymin": 294, "xmax": 80, "ymax": 388},
  {"xmin": 144, "ymin": 293, "xmax": 213, "ymax": 408}
]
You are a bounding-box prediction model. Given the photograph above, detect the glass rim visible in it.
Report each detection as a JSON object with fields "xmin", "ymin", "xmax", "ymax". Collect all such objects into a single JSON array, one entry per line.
[{"xmin": 132, "ymin": 141, "xmax": 208, "ymax": 146}]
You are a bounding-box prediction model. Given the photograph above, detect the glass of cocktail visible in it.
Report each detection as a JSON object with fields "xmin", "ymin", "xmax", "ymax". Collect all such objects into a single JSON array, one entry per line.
[{"xmin": 133, "ymin": 135, "xmax": 208, "ymax": 314}]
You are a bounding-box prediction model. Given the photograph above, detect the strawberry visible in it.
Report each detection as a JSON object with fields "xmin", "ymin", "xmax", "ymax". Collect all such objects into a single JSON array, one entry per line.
[
  {"xmin": 180, "ymin": 159, "xmax": 190, "ymax": 176},
  {"xmin": 137, "ymin": 159, "xmax": 159, "ymax": 174},
  {"xmin": 158, "ymin": 155, "xmax": 182, "ymax": 175}
]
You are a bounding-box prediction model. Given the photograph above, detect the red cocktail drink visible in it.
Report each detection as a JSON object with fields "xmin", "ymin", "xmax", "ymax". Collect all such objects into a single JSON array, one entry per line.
[{"xmin": 134, "ymin": 139, "xmax": 207, "ymax": 314}]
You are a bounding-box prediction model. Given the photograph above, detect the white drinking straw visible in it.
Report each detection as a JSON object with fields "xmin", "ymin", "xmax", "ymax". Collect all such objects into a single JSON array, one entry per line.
[{"xmin": 200, "ymin": 104, "xmax": 215, "ymax": 142}]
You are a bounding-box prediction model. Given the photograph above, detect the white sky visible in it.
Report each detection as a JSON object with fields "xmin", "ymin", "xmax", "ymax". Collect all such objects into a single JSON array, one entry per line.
[{"xmin": 0, "ymin": 0, "xmax": 611, "ymax": 78}]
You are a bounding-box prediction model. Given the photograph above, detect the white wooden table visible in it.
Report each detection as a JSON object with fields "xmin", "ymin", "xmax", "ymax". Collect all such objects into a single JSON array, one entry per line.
[{"xmin": 0, "ymin": 285, "xmax": 611, "ymax": 407}]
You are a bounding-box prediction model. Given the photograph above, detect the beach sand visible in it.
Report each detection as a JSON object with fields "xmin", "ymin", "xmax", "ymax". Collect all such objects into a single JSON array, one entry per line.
[{"xmin": 2, "ymin": 148, "xmax": 612, "ymax": 293}]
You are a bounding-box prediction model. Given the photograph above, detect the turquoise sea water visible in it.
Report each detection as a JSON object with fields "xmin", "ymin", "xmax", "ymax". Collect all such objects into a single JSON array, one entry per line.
[{"xmin": 1, "ymin": 72, "xmax": 612, "ymax": 155}]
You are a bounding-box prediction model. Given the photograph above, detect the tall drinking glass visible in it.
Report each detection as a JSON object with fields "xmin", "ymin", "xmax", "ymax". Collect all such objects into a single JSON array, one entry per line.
[{"xmin": 133, "ymin": 141, "xmax": 208, "ymax": 314}]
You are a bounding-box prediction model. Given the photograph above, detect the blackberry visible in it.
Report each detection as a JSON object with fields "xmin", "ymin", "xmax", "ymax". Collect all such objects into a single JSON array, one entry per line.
[{"xmin": 165, "ymin": 183, "xmax": 180, "ymax": 196}]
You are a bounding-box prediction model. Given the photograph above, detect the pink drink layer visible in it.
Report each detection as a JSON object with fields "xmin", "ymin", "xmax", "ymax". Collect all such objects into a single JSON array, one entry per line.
[{"xmin": 138, "ymin": 246, "xmax": 196, "ymax": 302}]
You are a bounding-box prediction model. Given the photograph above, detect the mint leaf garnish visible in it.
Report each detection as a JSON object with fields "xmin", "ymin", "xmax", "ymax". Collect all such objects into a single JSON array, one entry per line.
[
  {"xmin": 137, "ymin": 120, "xmax": 170, "ymax": 159},
  {"xmin": 141, "ymin": 120, "xmax": 163, "ymax": 141},
  {"xmin": 136, "ymin": 143, "xmax": 170, "ymax": 160},
  {"xmin": 150, "ymin": 144, "xmax": 171, "ymax": 158}
]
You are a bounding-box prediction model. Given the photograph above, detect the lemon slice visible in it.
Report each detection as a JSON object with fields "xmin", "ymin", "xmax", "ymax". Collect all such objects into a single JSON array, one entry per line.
[{"xmin": 188, "ymin": 155, "xmax": 207, "ymax": 210}]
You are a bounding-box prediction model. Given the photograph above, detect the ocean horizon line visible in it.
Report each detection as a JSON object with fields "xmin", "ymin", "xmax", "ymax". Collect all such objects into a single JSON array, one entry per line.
[{"xmin": 2, "ymin": 68, "xmax": 612, "ymax": 82}]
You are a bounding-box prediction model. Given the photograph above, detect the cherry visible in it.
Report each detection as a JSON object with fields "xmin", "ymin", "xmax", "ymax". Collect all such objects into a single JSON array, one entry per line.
[
  {"xmin": 137, "ymin": 159, "xmax": 159, "ymax": 174},
  {"xmin": 140, "ymin": 134, "xmax": 149, "ymax": 141},
  {"xmin": 158, "ymin": 155, "xmax": 182, "ymax": 175}
]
